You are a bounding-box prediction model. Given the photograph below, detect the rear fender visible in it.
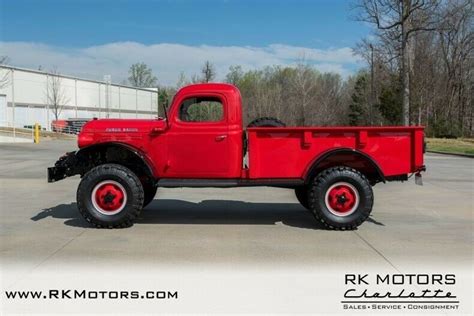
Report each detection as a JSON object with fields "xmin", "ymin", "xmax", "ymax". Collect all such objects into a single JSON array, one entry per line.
[{"xmin": 304, "ymin": 148, "xmax": 385, "ymax": 185}]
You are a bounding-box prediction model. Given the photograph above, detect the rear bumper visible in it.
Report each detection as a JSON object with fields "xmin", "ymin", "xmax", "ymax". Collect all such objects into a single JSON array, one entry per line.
[
  {"xmin": 47, "ymin": 151, "xmax": 77, "ymax": 183},
  {"xmin": 416, "ymin": 165, "xmax": 427, "ymax": 173}
]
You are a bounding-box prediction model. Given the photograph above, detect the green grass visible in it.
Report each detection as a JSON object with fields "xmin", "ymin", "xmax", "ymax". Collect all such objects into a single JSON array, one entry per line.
[{"xmin": 426, "ymin": 138, "xmax": 474, "ymax": 156}]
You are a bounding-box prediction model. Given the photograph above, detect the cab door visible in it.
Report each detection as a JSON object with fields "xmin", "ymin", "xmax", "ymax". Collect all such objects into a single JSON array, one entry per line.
[{"xmin": 165, "ymin": 94, "xmax": 230, "ymax": 178}]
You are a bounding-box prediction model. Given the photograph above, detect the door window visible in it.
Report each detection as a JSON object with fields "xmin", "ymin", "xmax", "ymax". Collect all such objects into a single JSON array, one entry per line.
[{"xmin": 178, "ymin": 97, "xmax": 223, "ymax": 122}]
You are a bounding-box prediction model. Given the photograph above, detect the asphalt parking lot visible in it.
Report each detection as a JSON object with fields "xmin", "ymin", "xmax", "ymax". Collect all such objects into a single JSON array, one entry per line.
[{"xmin": 0, "ymin": 140, "xmax": 472, "ymax": 282}]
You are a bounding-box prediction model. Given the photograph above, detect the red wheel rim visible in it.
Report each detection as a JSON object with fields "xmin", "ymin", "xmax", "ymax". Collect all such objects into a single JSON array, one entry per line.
[
  {"xmin": 324, "ymin": 182, "xmax": 359, "ymax": 216},
  {"xmin": 91, "ymin": 180, "xmax": 127, "ymax": 215}
]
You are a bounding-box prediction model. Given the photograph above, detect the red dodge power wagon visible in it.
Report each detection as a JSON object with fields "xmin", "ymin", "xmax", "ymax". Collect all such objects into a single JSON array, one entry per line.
[{"xmin": 48, "ymin": 83, "xmax": 425, "ymax": 229}]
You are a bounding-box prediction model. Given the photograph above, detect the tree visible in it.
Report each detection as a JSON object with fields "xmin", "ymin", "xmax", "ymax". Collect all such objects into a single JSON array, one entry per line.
[
  {"xmin": 190, "ymin": 74, "xmax": 201, "ymax": 84},
  {"xmin": 311, "ymin": 72, "xmax": 346, "ymax": 126},
  {"xmin": 158, "ymin": 89, "xmax": 169, "ymax": 108},
  {"xmin": 378, "ymin": 75, "xmax": 403, "ymax": 124},
  {"xmin": 355, "ymin": 0, "xmax": 442, "ymax": 125},
  {"xmin": 45, "ymin": 69, "xmax": 70, "ymax": 121},
  {"xmin": 128, "ymin": 63, "xmax": 157, "ymax": 88},
  {"xmin": 349, "ymin": 73, "xmax": 369, "ymax": 125},
  {"xmin": 200, "ymin": 61, "xmax": 216, "ymax": 83},
  {"xmin": 291, "ymin": 61, "xmax": 317, "ymax": 125},
  {"xmin": 176, "ymin": 71, "xmax": 188, "ymax": 89},
  {"xmin": 354, "ymin": 0, "xmax": 473, "ymax": 136},
  {"xmin": 436, "ymin": 0, "xmax": 473, "ymax": 136},
  {"xmin": 225, "ymin": 64, "xmax": 350, "ymax": 127},
  {"xmin": 225, "ymin": 65, "xmax": 244, "ymax": 85}
]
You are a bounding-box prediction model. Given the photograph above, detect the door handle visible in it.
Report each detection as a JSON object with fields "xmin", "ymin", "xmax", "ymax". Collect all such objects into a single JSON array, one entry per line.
[
  {"xmin": 215, "ymin": 135, "xmax": 227, "ymax": 141},
  {"xmin": 149, "ymin": 127, "xmax": 164, "ymax": 135}
]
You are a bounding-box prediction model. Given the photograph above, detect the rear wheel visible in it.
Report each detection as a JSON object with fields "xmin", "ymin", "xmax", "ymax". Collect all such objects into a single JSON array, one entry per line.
[
  {"xmin": 308, "ymin": 166, "xmax": 373, "ymax": 230},
  {"xmin": 77, "ymin": 164, "xmax": 144, "ymax": 228}
]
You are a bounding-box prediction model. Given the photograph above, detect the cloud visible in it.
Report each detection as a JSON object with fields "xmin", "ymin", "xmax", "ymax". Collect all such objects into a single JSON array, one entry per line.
[{"xmin": 0, "ymin": 41, "xmax": 362, "ymax": 85}]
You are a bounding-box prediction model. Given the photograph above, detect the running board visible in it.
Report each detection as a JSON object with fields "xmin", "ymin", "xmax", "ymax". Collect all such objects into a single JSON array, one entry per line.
[{"xmin": 157, "ymin": 178, "xmax": 304, "ymax": 188}]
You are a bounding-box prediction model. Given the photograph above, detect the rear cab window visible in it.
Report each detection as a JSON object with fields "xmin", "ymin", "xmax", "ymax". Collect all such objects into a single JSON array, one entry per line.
[{"xmin": 178, "ymin": 97, "xmax": 224, "ymax": 123}]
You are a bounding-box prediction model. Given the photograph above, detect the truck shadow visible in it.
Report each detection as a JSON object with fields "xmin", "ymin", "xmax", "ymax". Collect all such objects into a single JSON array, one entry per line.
[{"xmin": 32, "ymin": 199, "xmax": 384, "ymax": 229}]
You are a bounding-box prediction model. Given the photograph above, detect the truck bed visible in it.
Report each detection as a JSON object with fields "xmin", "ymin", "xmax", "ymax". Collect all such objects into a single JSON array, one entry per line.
[{"xmin": 247, "ymin": 126, "xmax": 424, "ymax": 179}]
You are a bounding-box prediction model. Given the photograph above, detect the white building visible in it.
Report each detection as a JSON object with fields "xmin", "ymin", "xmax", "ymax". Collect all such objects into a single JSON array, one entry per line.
[{"xmin": 0, "ymin": 66, "xmax": 159, "ymax": 131}]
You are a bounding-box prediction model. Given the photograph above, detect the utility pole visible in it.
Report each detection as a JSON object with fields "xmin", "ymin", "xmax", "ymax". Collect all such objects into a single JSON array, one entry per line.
[
  {"xmin": 104, "ymin": 75, "xmax": 111, "ymax": 118},
  {"xmin": 401, "ymin": 0, "xmax": 411, "ymax": 126},
  {"xmin": 11, "ymin": 69, "xmax": 15, "ymax": 140},
  {"xmin": 369, "ymin": 43, "xmax": 375, "ymax": 126}
]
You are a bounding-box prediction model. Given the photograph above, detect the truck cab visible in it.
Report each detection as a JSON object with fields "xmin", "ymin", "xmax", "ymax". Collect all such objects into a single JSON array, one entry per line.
[{"xmin": 156, "ymin": 83, "xmax": 244, "ymax": 178}]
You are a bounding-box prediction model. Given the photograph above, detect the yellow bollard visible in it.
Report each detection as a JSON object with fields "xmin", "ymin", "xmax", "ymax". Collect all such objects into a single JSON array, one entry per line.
[{"xmin": 34, "ymin": 123, "xmax": 40, "ymax": 144}]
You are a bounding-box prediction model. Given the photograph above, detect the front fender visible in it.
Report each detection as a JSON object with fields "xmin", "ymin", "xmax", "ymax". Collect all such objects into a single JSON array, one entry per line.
[
  {"xmin": 48, "ymin": 142, "xmax": 158, "ymax": 183},
  {"xmin": 75, "ymin": 142, "xmax": 157, "ymax": 177}
]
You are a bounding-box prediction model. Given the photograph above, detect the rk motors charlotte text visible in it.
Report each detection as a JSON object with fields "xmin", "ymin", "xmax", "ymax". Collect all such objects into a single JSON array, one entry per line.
[{"xmin": 342, "ymin": 273, "xmax": 459, "ymax": 311}]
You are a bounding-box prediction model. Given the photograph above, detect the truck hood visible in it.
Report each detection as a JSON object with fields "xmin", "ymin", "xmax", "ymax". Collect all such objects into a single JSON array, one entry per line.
[
  {"xmin": 81, "ymin": 118, "xmax": 166, "ymax": 132},
  {"xmin": 78, "ymin": 118, "xmax": 167, "ymax": 148}
]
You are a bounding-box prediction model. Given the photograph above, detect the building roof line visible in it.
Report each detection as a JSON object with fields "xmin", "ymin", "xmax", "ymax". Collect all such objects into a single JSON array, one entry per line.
[{"xmin": 0, "ymin": 65, "xmax": 158, "ymax": 93}]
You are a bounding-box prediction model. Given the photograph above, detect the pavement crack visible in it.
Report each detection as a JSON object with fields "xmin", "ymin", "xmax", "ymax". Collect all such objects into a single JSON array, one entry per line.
[
  {"xmin": 6, "ymin": 229, "xmax": 86, "ymax": 290},
  {"xmin": 353, "ymin": 231, "xmax": 401, "ymax": 273},
  {"xmin": 33, "ymin": 229, "xmax": 86, "ymax": 270}
]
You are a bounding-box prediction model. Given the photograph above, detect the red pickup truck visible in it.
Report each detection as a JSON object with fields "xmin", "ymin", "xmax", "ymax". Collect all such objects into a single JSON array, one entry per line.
[{"xmin": 48, "ymin": 83, "xmax": 425, "ymax": 230}]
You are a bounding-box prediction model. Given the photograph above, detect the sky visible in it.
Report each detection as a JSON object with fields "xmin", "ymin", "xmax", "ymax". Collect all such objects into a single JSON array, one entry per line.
[{"xmin": 0, "ymin": 0, "xmax": 371, "ymax": 85}]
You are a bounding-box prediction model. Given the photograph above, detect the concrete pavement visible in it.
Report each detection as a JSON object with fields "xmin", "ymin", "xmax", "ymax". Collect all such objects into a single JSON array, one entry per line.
[{"xmin": 0, "ymin": 139, "xmax": 472, "ymax": 280}]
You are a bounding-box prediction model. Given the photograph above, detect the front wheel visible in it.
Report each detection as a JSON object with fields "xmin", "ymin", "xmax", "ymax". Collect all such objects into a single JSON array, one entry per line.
[
  {"xmin": 77, "ymin": 164, "xmax": 144, "ymax": 228},
  {"xmin": 308, "ymin": 166, "xmax": 373, "ymax": 230}
]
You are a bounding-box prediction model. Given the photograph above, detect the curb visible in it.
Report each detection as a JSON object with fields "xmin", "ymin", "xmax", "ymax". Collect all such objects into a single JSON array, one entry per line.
[{"xmin": 427, "ymin": 150, "xmax": 474, "ymax": 158}]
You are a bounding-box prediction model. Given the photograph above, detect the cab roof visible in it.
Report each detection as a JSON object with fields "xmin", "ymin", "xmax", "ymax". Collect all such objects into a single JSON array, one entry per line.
[{"xmin": 176, "ymin": 83, "xmax": 240, "ymax": 96}]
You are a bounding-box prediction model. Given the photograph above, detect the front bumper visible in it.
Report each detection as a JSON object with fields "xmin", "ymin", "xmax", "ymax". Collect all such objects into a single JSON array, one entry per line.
[
  {"xmin": 47, "ymin": 151, "xmax": 77, "ymax": 183},
  {"xmin": 48, "ymin": 166, "xmax": 66, "ymax": 183}
]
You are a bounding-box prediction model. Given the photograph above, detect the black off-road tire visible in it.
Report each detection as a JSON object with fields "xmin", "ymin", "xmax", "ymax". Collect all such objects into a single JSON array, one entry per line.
[
  {"xmin": 309, "ymin": 166, "xmax": 373, "ymax": 230},
  {"xmin": 77, "ymin": 164, "xmax": 144, "ymax": 228},
  {"xmin": 247, "ymin": 117, "xmax": 286, "ymax": 127},
  {"xmin": 295, "ymin": 186, "xmax": 310, "ymax": 209}
]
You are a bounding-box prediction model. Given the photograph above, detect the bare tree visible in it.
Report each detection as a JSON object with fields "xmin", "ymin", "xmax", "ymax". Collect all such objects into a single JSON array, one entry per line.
[
  {"xmin": 226, "ymin": 65, "xmax": 244, "ymax": 85},
  {"xmin": 311, "ymin": 73, "xmax": 345, "ymax": 126},
  {"xmin": 228, "ymin": 64, "xmax": 349, "ymax": 127},
  {"xmin": 437, "ymin": 0, "xmax": 473, "ymax": 135},
  {"xmin": 292, "ymin": 61, "xmax": 317, "ymax": 125},
  {"xmin": 128, "ymin": 62, "xmax": 157, "ymax": 87},
  {"xmin": 45, "ymin": 69, "xmax": 70, "ymax": 121},
  {"xmin": 176, "ymin": 71, "xmax": 188, "ymax": 89},
  {"xmin": 355, "ymin": 0, "xmax": 441, "ymax": 125},
  {"xmin": 201, "ymin": 61, "xmax": 216, "ymax": 83},
  {"xmin": 190, "ymin": 74, "xmax": 202, "ymax": 84},
  {"xmin": 0, "ymin": 56, "xmax": 11, "ymax": 89}
]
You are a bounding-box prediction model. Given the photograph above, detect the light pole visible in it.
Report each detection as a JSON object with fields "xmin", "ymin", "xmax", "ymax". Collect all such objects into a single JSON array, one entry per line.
[
  {"xmin": 103, "ymin": 75, "xmax": 111, "ymax": 118},
  {"xmin": 369, "ymin": 44, "xmax": 375, "ymax": 126}
]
